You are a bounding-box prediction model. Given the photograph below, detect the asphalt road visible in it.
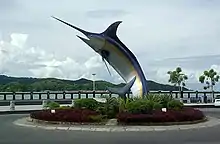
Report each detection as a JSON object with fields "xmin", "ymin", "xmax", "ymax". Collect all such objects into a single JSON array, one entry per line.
[{"xmin": 1, "ymin": 109, "xmax": 220, "ymax": 144}]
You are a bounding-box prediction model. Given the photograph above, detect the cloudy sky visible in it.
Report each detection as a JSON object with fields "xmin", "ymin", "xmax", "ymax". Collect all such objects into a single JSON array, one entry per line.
[{"xmin": 0, "ymin": 0, "xmax": 220, "ymax": 90}]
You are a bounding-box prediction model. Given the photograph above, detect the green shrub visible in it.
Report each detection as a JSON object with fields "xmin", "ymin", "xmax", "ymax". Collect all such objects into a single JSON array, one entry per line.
[
  {"xmin": 126, "ymin": 98, "xmax": 165, "ymax": 114},
  {"xmin": 74, "ymin": 98, "xmax": 99, "ymax": 110},
  {"xmin": 160, "ymin": 94, "xmax": 174, "ymax": 108},
  {"xmin": 96, "ymin": 97, "xmax": 120, "ymax": 118},
  {"xmin": 167, "ymin": 100, "xmax": 184, "ymax": 110},
  {"xmin": 46, "ymin": 101, "xmax": 60, "ymax": 109},
  {"xmin": 145, "ymin": 94, "xmax": 161, "ymax": 102},
  {"xmin": 118, "ymin": 97, "xmax": 132, "ymax": 112},
  {"xmin": 153, "ymin": 102, "xmax": 163, "ymax": 110},
  {"xmin": 118, "ymin": 98, "xmax": 125, "ymax": 113},
  {"xmin": 105, "ymin": 97, "xmax": 119, "ymax": 118},
  {"xmin": 144, "ymin": 93, "xmax": 174, "ymax": 108},
  {"xmin": 126, "ymin": 99, "xmax": 151, "ymax": 114},
  {"xmin": 96, "ymin": 103, "xmax": 106, "ymax": 115},
  {"xmin": 145, "ymin": 100, "xmax": 155, "ymax": 111}
]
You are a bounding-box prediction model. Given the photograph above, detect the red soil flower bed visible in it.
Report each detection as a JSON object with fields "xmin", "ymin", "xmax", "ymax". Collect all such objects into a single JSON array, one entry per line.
[
  {"xmin": 30, "ymin": 108, "xmax": 101, "ymax": 123},
  {"xmin": 117, "ymin": 107, "xmax": 205, "ymax": 124}
]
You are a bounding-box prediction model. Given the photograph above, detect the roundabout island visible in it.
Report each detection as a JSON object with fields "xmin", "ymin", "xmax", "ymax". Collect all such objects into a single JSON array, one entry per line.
[
  {"xmin": 6, "ymin": 94, "xmax": 220, "ymax": 144},
  {"xmin": 13, "ymin": 94, "xmax": 218, "ymax": 132}
]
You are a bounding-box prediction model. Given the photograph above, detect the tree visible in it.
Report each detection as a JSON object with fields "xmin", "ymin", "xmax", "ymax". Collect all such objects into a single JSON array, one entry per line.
[
  {"xmin": 167, "ymin": 67, "xmax": 188, "ymax": 92},
  {"xmin": 199, "ymin": 69, "xmax": 219, "ymax": 101}
]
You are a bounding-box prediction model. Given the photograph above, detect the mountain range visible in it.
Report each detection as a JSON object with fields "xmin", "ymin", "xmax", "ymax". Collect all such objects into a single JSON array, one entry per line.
[{"xmin": 0, "ymin": 75, "xmax": 189, "ymax": 92}]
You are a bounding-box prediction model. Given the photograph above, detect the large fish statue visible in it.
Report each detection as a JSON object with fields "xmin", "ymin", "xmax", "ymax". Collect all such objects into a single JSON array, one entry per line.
[{"xmin": 52, "ymin": 16, "xmax": 148, "ymax": 98}]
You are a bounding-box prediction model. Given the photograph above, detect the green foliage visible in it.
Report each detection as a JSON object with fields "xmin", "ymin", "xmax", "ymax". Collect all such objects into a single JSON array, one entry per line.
[
  {"xmin": 167, "ymin": 67, "xmax": 188, "ymax": 91},
  {"xmin": 45, "ymin": 93, "xmax": 183, "ymax": 119},
  {"xmin": 96, "ymin": 97, "xmax": 120, "ymax": 118},
  {"xmin": 74, "ymin": 98, "xmax": 99, "ymax": 110},
  {"xmin": 145, "ymin": 93, "xmax": 162, "ymax": 102},
  {"xmin": 96, "ymin": 104, "xmax": 106, "ymax": 115},
  {"xmin": 126, "ymin": 100, "xmax": 148, "ymax": 114},
  {"xmin": 118, "ymin": 98, "xmax": 126, "ymax": 112},
  {"xmin": 104, "ymin": 97, "xmax": 119, "ymax": 118},
  {"xmin": 167, "ymin": 100, "xmax": 183, "ymax": 110},
  {"xmin": 126, "ymin": 99, "xmax": 161, "ymax": 114},
  {"xmin": 125, "ymin": 94, "xmax": 183, "ymax": 114},
  {"xmin": 145, "ymin": 94, "xmax": 174, "ymax": 108},
  {"xmin": 199, "ymin": 69, "xmax": 220, "ymax": 91},
  {"xmin": 153, "ymin": 102, "xmax": 163, "ymax": 110},
  {"xmin": 159, "ymin": 94, "xmax": 174, "ymax": 108},
  {"xmin": 46, "ymin": 101, "xmax": 60, "ymax": 109},
  {"xmin": 117, "ymin": 97, "xmax": 139, "ymax": 113}
]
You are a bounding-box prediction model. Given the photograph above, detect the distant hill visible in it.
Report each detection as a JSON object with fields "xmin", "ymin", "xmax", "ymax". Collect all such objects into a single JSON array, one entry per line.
[{"xmin": 0, "ymin": 75, "xmax": 189, "ymax": 92}]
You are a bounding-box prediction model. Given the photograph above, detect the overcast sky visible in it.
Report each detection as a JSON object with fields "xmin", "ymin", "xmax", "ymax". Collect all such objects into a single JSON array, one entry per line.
[{"xmin": 0, "ymin": 0, "xmax": 220, "ymax": 90}]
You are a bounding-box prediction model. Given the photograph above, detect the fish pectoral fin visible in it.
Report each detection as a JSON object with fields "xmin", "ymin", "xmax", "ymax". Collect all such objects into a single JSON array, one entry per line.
[
  {"xmin": 102, "ymin": 57, "xmax": 112, "ymax": 76},
  {"xmin": 100, "ymin": 50, "xmax": 111, "ymax": 76},
  {"xmin": 106, "ymin": 76, "xmax": 136, "ymax": 97}
]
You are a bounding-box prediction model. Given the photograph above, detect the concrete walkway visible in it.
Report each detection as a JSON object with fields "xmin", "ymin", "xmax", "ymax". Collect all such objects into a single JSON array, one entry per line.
[{"xmin": 13, "ymin": 116, "xmax": 220, "ymax": 132}]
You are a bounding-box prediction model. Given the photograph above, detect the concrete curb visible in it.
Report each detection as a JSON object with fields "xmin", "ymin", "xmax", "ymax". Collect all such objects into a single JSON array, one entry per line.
[
  {"xmin": 27, "ymin": 117, "xmax": 207, "ymax": 126},
  {"xmin": 13, "ymin": 116, "xmax": 220, "ymax": 132}
]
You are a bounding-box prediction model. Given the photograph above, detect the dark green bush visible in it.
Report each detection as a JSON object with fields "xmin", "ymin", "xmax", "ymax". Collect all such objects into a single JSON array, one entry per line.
[
  {"xmin": 167, "ymin": 99, "xmax": 184, "ymax": 110},
  {"xmin": 145, "ymin": 94, "xmax": 174, "ymax": 108},
  {"xmin": 145, "ymin": 94, "xmax": 161, "ymax": 102},
  {"xmin": 96, "ymin": 103, "xmax": 106, "ymax": 115},
  {"xmin": 74, "ymin": 98, "xmax": 99, "ymax": 110},
  {"xmin": 104, "ymin": 97, "xmax": 119, "ymax": 118},
  {"xmin": 46, "ymin": 101, "xmax": 60, "ymax": 109},
  {"xmin": 153, "ymin": 102, "xmax": 163, "ymax": 110},
  {"xmin": 96, "ymin": 105, "xmax": 106, "ymax": 115},
  {"xmin": 160, "ymin": 94, "xmax": 174, "ymax": 108},
  {"xmin": 126, "ymin": 99, "xmax": 155, "ymax": 114},
  {"xmin": 145, "ymin": 100, "xmax": 155, "ymax": 111},
  {"xmin": 95, "ymin": 97, "xmax": 120, "ymax": 118}
]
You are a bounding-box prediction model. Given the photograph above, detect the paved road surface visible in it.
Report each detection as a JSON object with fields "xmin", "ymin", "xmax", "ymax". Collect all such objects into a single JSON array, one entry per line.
[{"xmin": 0, "ymin": 109, "xmax": 220, "ymax": 144}]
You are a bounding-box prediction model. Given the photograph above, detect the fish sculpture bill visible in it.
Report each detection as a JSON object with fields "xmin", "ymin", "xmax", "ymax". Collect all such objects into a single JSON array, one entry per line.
[{"xmin": 52, "ymin": 16, "xmax": 148, "ymax": 98}]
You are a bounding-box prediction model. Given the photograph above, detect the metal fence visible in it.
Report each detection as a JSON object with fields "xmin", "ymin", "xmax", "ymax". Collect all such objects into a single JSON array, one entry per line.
[{"xmin": 0, "ymin": 90, "xmax": 219, "ymax": 106}]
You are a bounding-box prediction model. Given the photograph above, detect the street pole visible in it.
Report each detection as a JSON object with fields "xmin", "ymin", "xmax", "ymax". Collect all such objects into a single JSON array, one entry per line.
[{"xmin": 92, "ymin": 73, "xmax": 96, "ymax": 91}]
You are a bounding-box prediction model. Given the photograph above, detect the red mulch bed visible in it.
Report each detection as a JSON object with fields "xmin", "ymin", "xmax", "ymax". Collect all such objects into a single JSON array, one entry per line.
[
  {"xmin": 30, "ymin": 108, "xmax": 100, "ymax": 123},
  {"xmin": 117, "ymin": 107, "xmax": 205, "ymax": 124}
]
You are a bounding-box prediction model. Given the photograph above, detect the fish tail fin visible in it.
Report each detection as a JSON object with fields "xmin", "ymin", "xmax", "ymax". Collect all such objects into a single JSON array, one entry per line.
[{"xmin": 106, "ymin": 76, "xmax": 136, "ymax": 98}]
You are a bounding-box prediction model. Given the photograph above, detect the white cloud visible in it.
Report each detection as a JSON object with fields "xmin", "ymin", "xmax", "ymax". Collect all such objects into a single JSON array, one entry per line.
[
  {"xmin": 10, "ymin": 33, "xmax": 28, "ymax": 48},
  {"xmin": 0, "ymin": 33, "xmax": 122, "ymax": 84}
]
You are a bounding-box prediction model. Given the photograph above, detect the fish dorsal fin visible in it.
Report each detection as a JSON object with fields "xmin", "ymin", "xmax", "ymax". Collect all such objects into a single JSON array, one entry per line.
[{"xmin": 102, "ymin": 21, "xmax": 122, "ymax": 39}]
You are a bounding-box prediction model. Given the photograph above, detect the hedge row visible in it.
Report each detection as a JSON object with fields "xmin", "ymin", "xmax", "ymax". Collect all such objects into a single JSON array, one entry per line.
[
  {"xmin": 30, "ymin": 109, "xmax": 102, "ymax": 123},
  {"xmin": 117, "ymin": 107, "xmax": 205, "ymax": 124}
]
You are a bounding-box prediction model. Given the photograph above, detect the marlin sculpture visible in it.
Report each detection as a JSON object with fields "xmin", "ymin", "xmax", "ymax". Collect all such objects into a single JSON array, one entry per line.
[{"xmin": 52, "ymin": 16, "xmax": 148, "ymax": 98}]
